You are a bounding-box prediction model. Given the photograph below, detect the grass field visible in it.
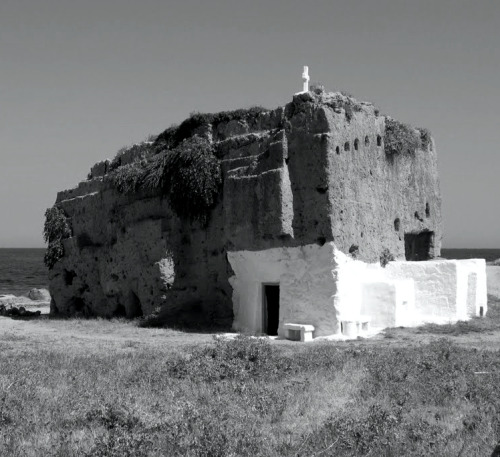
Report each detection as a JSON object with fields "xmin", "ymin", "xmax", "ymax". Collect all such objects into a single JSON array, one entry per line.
[{"xmin": 2, "ymin": 298, "xmax": 500, "ymax": 456}]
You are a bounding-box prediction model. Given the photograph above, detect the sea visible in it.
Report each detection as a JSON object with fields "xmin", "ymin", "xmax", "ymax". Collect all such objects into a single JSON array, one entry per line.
[{"xmin": 0, "ymin": 248, "xmax": 499, "ymax": 297}]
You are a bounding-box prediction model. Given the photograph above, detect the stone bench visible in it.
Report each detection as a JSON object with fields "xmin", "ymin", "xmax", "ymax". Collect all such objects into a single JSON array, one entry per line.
[
  {"xmin": 340, "ymin": 316, "xmax": 371, "ymax": 338},
  {"xmin": 283, "ymin": 323, "xmax": 315, "ymax": 342}
]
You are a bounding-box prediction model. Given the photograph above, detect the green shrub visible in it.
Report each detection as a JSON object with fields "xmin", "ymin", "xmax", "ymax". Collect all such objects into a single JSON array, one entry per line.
[
  {"xmin": 166, "ymin": 335, "xmax": 293, "ymax": 383},
  {"xmin": 328, "ymin": 93, "xmax": 363, "ymax": 122},
  {"xmin": 43, "ymin": 206, "xmax": 71, "ymax": 269},
  {"xmin": 154, "ymin": 106, "xmax": 268, "ymax": 149},
  {"xmin": 108, "ymin": 141, "xmax": 154, "ymax": 172},
  {"xmin": 380, "ymin": 248, "xmax": 395, "ymax": 267},
  {"xmin": 384, "ymin": 118, "xmax": 420, "ymax": 155},
  {"xmin": 166, "ymin": 136, "xmax": 221, "ymax": 222},
  {"xmin": 418, "ymin": 127, "xmax": 432, "ymax": 150},
  {"xmin": 107, "ymin": 161, "xmax": 147, "ymax": 194},
  {"xmin": 108, "ymin": 136, "xmax": 222, "ymax": 223}
]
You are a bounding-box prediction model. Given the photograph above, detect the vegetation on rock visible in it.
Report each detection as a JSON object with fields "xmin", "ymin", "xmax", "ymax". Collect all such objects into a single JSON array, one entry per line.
[
  {"xmin": 418, "ymin": 127, "xmax": 432, "ymax": 151},
  {"xmin": 43, "ymin": 206, "xmax": 71, "ymax": 269},
  {"xmin": 384, "ymin": 118, "xmax": 420, "ymax": 155},
  {"xmin": 108, "ymin": 141, "xmax": 155, "ymax": 172},
  {"xmin": 380, "ymin": 248, "xmax": 395, "ymax": 267},
  {"xmin": 154, "ymin": 106, "xmax": 268, "ymax": 149},
  {"xmin": 107, "ymin": 136, "xmax": 222, "ymax": 223}
]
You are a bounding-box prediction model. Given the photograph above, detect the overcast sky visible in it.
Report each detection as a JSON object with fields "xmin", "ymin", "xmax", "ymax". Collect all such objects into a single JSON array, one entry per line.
[{"xmin": 0, "ymin": 0, "xmax": 499, "ymax": 248}]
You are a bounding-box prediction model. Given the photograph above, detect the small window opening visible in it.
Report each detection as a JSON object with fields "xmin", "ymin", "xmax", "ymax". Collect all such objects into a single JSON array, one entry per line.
[
  {"xmin": 480, "ymin": 306, "xmax": 484, "ymax": 317},
  {"xmin": 377, "ymin": 135, "xmax": 382, "ymax": 147},
  {"xmin": 365, "ymin": 136, "xmax": 370, "ymax": 146},
  {"xmin": 394, "ymin": 218, "xmax": 400, "ymax": 231},
  {"xmin": 335, "ymin": 146, "xmax": 340, "ymax": 155},
  {"xmin": 404, "ymin": 231, "xmax": 434, "ymax": 261},
  {"xmin": 344, "ymin": 142, "xmax": 350, "ymax": 152},
  {"xmin": 354, "ymin": 138, "xmax": 359, "ymax": 151},
  {"xmin": 425, "ymin": 203, "xmax": 430, "ymax": 218}
]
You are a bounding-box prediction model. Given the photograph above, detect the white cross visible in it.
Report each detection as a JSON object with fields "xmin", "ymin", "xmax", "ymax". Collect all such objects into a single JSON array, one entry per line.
[{"xmin": 302, "ymin": 66, "xmax": 309, "ymax": 92}]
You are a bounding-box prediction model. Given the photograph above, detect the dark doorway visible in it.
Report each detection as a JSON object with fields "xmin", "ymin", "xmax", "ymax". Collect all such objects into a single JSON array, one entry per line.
[
  {"xmin": 126, "ymin": 291, "xmax": 143, "ymax": 318},
  {"xmin": 405, "ymin": 231, "xmax": 434, "ymax": 261},
  {"xmin": 263, "ymin": 284, "xmax": 280, "ymax": 335}
]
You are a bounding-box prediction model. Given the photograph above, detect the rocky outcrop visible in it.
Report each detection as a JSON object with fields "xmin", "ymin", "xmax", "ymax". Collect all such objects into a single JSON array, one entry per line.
[{"xmin": 47, "ymin": 89, "xmax": 442, "ymax": 324}]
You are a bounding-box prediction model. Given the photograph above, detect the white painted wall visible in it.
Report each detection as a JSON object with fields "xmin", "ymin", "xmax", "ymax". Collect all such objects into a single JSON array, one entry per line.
[
  {"xmin": 487, "ymin": 265, "xmax": 500, "ymax": 299},
  {"xmin": 228, "ymin": 243, "xmax": 488, "ymax": 338},
  {"xmin": 228, "ymin": 243, "xmax": 339, "ymax": 337}
]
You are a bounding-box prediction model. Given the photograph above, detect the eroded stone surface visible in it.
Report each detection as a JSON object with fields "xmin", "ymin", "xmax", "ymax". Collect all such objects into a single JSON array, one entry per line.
[{"xmin": 48, "ymin": 91, "xmax": 443, "ymax": 326}]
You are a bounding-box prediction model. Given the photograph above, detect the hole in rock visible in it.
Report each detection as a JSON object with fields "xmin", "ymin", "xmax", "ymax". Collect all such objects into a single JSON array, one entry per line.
[
  {"xmin": 365, "ymin": 136, "xmax": 370, "ymax": 146},
  {"xmin": 127, "ymin": 291, "xmax": 143, "ymax": 318},
  {"xmin": 354, "ymin": 138, "xmax": 359, "ymax": 151},
  {"xmin": 344, "ymin": 142, "xmax": 350, "ymax": 152},
  {"xmin": 394, "ymin": 218, "xmax": 400, "ymax": 231},
  {"xmin": 64, "ymin": 270, "xmax": 77, "ymax": 286},
  {"xmin": 113, "ymin": 304, "xmax": 126, "ymax": 318},
  {"xmin": 425, "ymin": 203, "xmax": 430, "ymax": 218},
  {"xmin": 377, "ymin": 135, "xmax": 382, "ymax": 146}
]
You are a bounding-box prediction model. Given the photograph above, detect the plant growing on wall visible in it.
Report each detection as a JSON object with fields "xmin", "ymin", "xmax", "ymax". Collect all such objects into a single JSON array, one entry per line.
[
  {"xmin": 418, "ymin": 127, "xmax": 432, "ymax": 151},
  {"xmin": 43, "ymin": 206, "xmax": 72, "ymax": 269},
  {"xmin": 108, "ymin": 161, "xmax": 148, "ymax": 194},
  {"xmin": 384, "ymin": 118, "xmax": 420, "ymax": 155},
  {"xmin": 154, "ymin": 106, "xmax": 268, "ymax": 149},
  {"xmin": 107, "ymin": 136, "xmax": 222, "ymax": 223},
  {"xmin": 380, "ymin": 248, "xmax": 395, "ymax": 268},
  {"xmin": 166, "ymin": 136, "xmax": 222, "ymax": 222}
]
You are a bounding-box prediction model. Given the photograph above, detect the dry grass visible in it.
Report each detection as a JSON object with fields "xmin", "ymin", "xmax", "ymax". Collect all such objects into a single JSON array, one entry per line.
[{"xmin": 1, "ymin": 298, "xmax": 500, "ymax": 456}]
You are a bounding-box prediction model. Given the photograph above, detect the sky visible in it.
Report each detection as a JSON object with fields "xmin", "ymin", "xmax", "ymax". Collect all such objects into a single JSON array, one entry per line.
[{"xmin": 0, "ymin": 0, "xmax": 499, "ymax": 248}]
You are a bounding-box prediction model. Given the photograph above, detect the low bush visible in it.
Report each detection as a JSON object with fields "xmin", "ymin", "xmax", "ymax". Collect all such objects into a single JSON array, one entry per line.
[
  {"xmin": 166, "ymin": 335, "xmax": 294, "ymax": 383},
  {"xmin": 107, "ymin": 136, "xmax": 222, "ymax": 223},
  {"xmin": 154, "ymin": 106, "xmax": 268, "ymax": 149},
  {"xmin": 43, "ymin": 206, "xmax": 72, "ymax": 269},
  {"xmin": 418, "ymin": 127, "xmax": 432, "ymax": 150},
  {"xmin": 328, "ymin": 92, "xmax": 364, "ymax": 122},
  {"xmin": 107, "ymin": 161, "xmax": 147, "ymax": 195},
  {"xmin": 380, "ymin": 248, "xmax": 395, "ymax": 267},
  {"xmin": 108, "ymin": 141, "xmax": 155, "ymax": 172},
  {"xmin": 384, "ymin": 117, "xmax": 420, "ymax": 155}
]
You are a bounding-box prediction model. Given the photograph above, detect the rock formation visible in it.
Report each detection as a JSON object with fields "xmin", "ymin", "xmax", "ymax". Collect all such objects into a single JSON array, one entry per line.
[{"xmin": 46, "ymin": 88, "xmax": 443, "ymax": 329}]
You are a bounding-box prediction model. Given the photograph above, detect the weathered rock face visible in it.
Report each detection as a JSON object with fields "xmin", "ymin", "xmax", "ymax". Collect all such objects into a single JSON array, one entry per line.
[{"xmin": 48, "ymin": 90, "xmax": 442, "ymax": 324}]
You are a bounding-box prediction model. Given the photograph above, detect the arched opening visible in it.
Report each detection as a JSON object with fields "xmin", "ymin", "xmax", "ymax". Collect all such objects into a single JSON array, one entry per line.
[
  {"xmin": 126, "ymin": 291, "xmax": 143, "ymax": 318},
  {"xmin": 113, "ymin": 304, "xmax": 126, "ymax": 318}
]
